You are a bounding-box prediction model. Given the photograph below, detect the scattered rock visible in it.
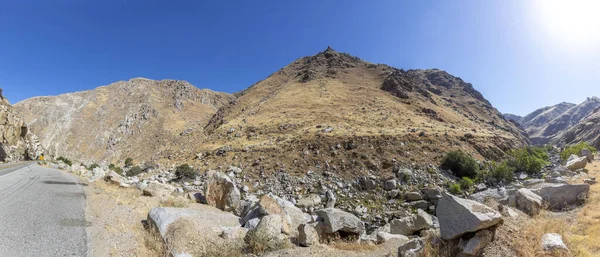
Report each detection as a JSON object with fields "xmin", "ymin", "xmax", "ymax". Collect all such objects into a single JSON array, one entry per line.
[
  {"xmin": 325, "ymin": 190, "xmax": 336, "ymax": 208},
  {"xmin": 566, "ymin": 156, "xmax": 588, "ymax": 171},
  {"xmin": 383, "ymin": 179, "xmax": 397, "ymax": 191},
  {"xmin": 405, "ymin": 192, "xmax": 423, "ymax": 201},
  {"xmin": 468, "ymin": 188, "xmax": 508, "ymax": 204},
  {"xmin": 245, "ymin": 214, "xmax": 288, "ymax": 251},
  {"xmin": 581, "ymin": 148, "xmax": 593, "ymax": 163},
  {"xmin": 298, "ymin": 223, "xmax": 320, "ymax": 247},
  {"xmin": 397, "ymin": 238, "xmax": 424, "ymax": 257},
  {"xmin": 315, "ymin": 208, "xmax": 365, "ymax": 235},
  {"xmin": 296, "ymin": 194, "xmax": 322, "ymax": 209},
  {"xmin": 203, "ymin": 170, "xmax": 241, "ymax": 213},
  {"xmin": 515, "ymin": 188, "xmax": 543, "ymax": 216},
  {"xmin": 358, "ymin": 176, "xmax": 377, "ymax": 191},
  {"xmin": 461, "ymin": 229, "xmax": 493, "ymax": 256},
  {"xmin": 436, "ymin": 193, "xmax": 503, "ymax": 240},
  {"xmin": 143, "ymin": 182, "xmax": 175, "ymax": 197},
  {"xmin": 540, "ymin": 233, "xmax": 568, "ymax": 251},
  {"xmin": 376, "ymin": 232, "xmax": 408, "ymax": 244},
  {"xmin": 390, "ymin": 209, "xmax": 433, "ymax": 236}
]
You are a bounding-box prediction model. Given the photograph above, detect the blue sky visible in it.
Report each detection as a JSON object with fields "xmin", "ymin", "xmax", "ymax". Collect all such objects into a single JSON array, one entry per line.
[{"xmin": 1, "ymin": 0, "xmax": 599, "ymax": 115}]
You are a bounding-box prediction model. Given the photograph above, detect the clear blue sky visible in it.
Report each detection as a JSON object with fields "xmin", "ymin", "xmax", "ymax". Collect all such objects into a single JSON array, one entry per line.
[{"xmin": 1, "ymin": 0, "xmax": 599, "ymax": 116}]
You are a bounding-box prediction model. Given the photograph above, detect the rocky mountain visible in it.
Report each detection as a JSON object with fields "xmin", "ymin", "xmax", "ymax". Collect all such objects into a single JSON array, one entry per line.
[
  {"xmin": 503, "ymin": 113, "xmax": 523, "ymax": 123},
  {"xmin": 0, "ymin": 89, "xmax": 44, "ymax": 162},
  {"xmin": 523, "ymin": 98, "xmax": 599, "ymax": 144},
  {"xmin": 196, "ymin": 47, "xmax": 528, "ymax": 178},
  {"xmin": 554, "ymin": 105, "xmax": 600, "ymax": 147},
  {"xmin": 14, "ymin": 79, "xmax": 233, "ymax": 165}
]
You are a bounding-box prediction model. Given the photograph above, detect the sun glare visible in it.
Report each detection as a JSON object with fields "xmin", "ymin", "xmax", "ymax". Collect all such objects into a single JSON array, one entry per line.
[{"xmin": 536, "ymin": 0, "xmax": 600, "ymax": 50}]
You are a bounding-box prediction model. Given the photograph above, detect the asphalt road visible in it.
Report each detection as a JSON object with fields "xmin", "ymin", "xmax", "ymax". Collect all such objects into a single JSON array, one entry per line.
[{"xmin": 0, "ymin": 163, "xmax": 88, "ymax": 256}]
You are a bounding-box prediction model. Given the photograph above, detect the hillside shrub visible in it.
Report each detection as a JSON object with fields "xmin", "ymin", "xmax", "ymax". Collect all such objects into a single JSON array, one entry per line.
[
  {"xmin": 87, "ymin": 163, "xmax": 99, "ymax": 171},
  {"xmin": 109, "ymin": 164, "xmax": 124, "ymax": 176},
  {"xmin": 175, "ymin": 164, "xmax": 198, "ymax": 180},
  {"xmin": 124, "ymin": 157, "xmax": 134, "ymax": 167},
  {"xmin": 56, "ymin": 156, "xmax": 72, "ymax": 166},
  {"xmin": 449, "ymin": 183, "xmax": 461, "ymax": 195},
  {"xmin": 490, "ymin": 161, "xmax": 515, "ymax": 183},
  {"xmin": 127, "ymin": 165, "xmax": 143, "ymax": 177},
  {"xmin": 459, "ymin": 177, "xmax": 474, "ymax": 192},
  {"xmin": 507, "ymin": 147, "xmax": 549, "ymax": 174},
  {"xmin": 440, "ymin": 151, "xmax": 479, "ymax": 179},
  {"xmin": 561, "ymin": 142, "xmax": 597, "ymax": 162}
]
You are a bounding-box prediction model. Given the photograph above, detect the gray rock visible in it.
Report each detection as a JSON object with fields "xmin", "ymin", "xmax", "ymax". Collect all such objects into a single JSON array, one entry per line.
[
  {"xmin": 422, "ymin": 187, "xmax": 442, "ymax": 201},
  {"xmin": 405, "ymin": 192, "xmax": 423, "ymax": 201},
  {"xmin": 551, "ymin": 166, "xmax": 574, "ymax": 177},
  {"xmin": 390, "ymin": 209, "xmax": 433, "ymax": 236},
  {"xmin": 298, "ymin": 223, "xmax": 320, "ymax": 247},
  {"xmin": 143, "ymin": 182, "xmax": 175, "ymax": 197},
  {"xmin": 408, "ymin": 200, "xmax": 429, "ymax": 210},
  {"xmin": 581, "ymin": 148, "xmax": 593, "ymax": 163},
  {"xmin": 358, "ymin": 176, "xmax": 377, "ymax": 191},
  {"xmin": 376, "ymin": 232, "xmax": 409, "ymax": 244},
  {"xmin": 531, "ymin": 183, "xmax": 589, "ymax": 210},
  {"xmin": 540, "ymin": 233, "xmax": 568, "ymax": 251},
  {"xmin": 566, "ymin": 156, "xmax": 588, "ymax": 171},
  {"xmin": 296, "ymin": 194, "xmax": 322, "ymax": 209},
  {"xmin": 515, "ymin": 188, "xmax": 542, "ymax": 216},
  {"xmin": 383, "ymin": 179, "xmax": 397, "ymax": 191},
  {"xmin": 315, "ymin": 208, "xmax": 365, "ymax": 235},
  {"xmin": 523, "ymin": 179, "xmax": 545, "ymax": 187},
  {"xmin": 544, "ymin": 177, "xmax": 567, "ymax": 184},
  {"xmin": 137, "ymin": 181, "xmax": 148, "ymax": 191},
  {"xmin": 468, "ymin": 188, "xmax": 508, "ymax": 204},
  {"xmin": 398, "ymin": 238, "xmax": 424, "ymax": 257},
  {"xmin": 436, "ymin": 193, "xmax": 503, "ymax": 240},
  {"xmin": 461, "ymin": 229, "xmax": 493, "ymax": 256},
  {"xmin": 220, "ymin": 226, "xmax": 248, "ymax": 240},
  {"xmin": 244, "ymin": 214, "xmax": 288, "ymax": 250},
  {"xmin": 89, "ymin": 167, "xmax": 106, "ymax": 183},
  {"xmin": 325, "ymin": 190, "xmax": 336, "ymax": 208}
]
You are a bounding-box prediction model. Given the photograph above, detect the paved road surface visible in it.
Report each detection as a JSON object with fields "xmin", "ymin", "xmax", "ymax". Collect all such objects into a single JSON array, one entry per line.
[{"xmin": 0, "ymin": 163, "xmax": 88, "ymax": 256}]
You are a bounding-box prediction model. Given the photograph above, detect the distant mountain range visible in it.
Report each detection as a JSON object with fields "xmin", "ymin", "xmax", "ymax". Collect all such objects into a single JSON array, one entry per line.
[{"xmin": 504, "ymin": 97, "xmax": 600, "ymax": 147}]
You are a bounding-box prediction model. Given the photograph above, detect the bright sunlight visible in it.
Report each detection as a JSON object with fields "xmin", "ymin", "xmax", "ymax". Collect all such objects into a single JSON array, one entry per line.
[{"xmin": 535, "ymin": 0, "xmax": 600, "ymax": 50}]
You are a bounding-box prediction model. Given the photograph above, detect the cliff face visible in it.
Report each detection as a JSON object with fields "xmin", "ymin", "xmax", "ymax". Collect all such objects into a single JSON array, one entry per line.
[{"xmin": 0, "ymin": 89, "xmax": 44, "ymax": 162}]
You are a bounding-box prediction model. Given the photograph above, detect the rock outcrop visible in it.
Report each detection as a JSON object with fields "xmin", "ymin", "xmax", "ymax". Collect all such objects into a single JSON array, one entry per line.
[
  {"xmin": 436, "ymin": 193, "xmax": 503, "ymax": 240},
  {"xmin": 0, "ymin": 91, "xmax": 43, "ymax": 162}
]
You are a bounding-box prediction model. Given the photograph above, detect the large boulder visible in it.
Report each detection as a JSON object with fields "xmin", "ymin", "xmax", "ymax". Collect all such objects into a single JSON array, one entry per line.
[
  {"xmin": 436, "ymin": 193, "xmax": 503, "ymax": 240},
  {"xmin": 315, "ymin": 208, "xmax": 365, "ymax": 235},
  {"xmin": 549, "ymin": 166, "xmax": 574, "ymax": 177},
  {"xmin": 203, "ymin": 170, "xmax": 241, "ymax": 213},
  {"xmin": 147, "ymin": 206, "xmax": 242, "ymax": 256},
  {"xmin": 244, "ymin": 214, "xmax": 289, "ymax": 251},
  {"xmin": 390, "ymin": 209, "xmax": 433, "ymax": 236},
  {"xmin": 531, "ymin": 183, "xmax": 589, "ymax": 210},
  {"xmin": 581, "ymin": 148, "xmax": 594, "ymax": 163},
  {"xmin": 514, "ymin": 188, "xmax": 543, "ymax": 215},
  {"xmin": 566, "ymin": 156, "xmax": 588, "ymax": 171},
  {"xmin": 143, "ymin": 182, "xmax": 175, "ymax": 197}
]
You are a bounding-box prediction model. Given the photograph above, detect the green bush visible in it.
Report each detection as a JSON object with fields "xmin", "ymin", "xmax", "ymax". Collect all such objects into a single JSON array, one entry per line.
[
  {"xmin": 127, "ymin": 165, "xmax": 143, "ymax": 177},
  {"xmin": 561, "ymin": 142, "xmax": 597, "ymax": 162},
  {"xmin": 56, "ymin": 156, "xmax": 72, "ymax": 166},
  {"xmin": 440, "ymin": 151, "xmax": 479, "ymax": 179},
  {"xmin": 507, "ymin": 147, "xmax": 549, "ymax": 174},
  {"xmin": 459, "ymin": 177, "xmax": 474, "ymax": 191},
  {"xmin": 109, "ymin": 164, "xmax": 124, "ymax": 176},
  {"xmin": 175, "ymin": 164, "xmax": 198, "ymax": 180},
  {"xmin": 124, "ymin": 157, "xmax": 134, "ymax": 167},
  {"xmin": 87, "ymin": 163, "xmax": 99, "ymax": 171},
  {"xmin": 449, "ymin": 183, "xmax": 462, "ymax": 195},
  {"xmin": 490, "ymin": 161, "xmax": 515, "ymax": 183}
]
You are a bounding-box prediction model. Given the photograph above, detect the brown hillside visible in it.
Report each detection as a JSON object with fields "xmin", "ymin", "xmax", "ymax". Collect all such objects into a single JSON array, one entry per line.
[{"xmin": 194, "ymin": 47, "xmax": 528, "ymax": 178}]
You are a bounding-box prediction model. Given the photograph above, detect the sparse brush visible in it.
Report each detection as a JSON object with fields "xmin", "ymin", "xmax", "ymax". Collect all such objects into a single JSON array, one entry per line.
[
  {"xmin": 560, "ymin": 142, "xmax": 597, "ymax": 162},
  {"xmin": 175, "ymin": 164, "xmax": 198, "ymax": 181},
  {"xmin": 440, "ymin": 151, "xmax": 479, "ymax": 179}
]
